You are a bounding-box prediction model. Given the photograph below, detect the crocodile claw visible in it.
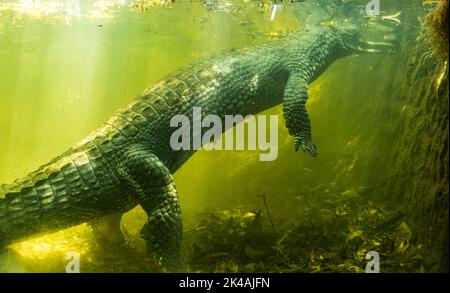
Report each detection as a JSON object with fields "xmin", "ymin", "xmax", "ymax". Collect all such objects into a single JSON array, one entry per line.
[
  {"xmin": 294, "ymin": 133, "xmax": 317, "ymax": 157},
  {"xmin": 382, "ymin": 12, "xmax": 402, "ymax": 25}
]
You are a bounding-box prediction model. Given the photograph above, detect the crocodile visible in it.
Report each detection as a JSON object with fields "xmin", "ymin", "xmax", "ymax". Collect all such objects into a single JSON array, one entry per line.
[{"xmin": 0, "ymin": 21, "xmax": 393, "ymax": 270}]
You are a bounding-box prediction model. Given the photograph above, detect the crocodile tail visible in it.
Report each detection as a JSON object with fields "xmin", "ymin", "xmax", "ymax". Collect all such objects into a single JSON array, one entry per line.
[
  {"xmin": 0, "ymin": 185, "xmax": 5, "ymax": 245},
  {"xmin": 0, "ymin": 183, "xmax": 15, "ymax": 246},
  {"xmin": 0, "ymin": 145, "xmax": 120, "ymax": 247},
  {"xmin": 0, "ymin": 177, "xmax": 53, "ymax": 246},
  {"xmin": 0, "ymin": 162, "xmax": 77, "ymax": 247}
]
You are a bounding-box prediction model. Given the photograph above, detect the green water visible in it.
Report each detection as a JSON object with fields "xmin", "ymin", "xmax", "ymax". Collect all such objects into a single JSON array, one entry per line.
[{"xmin": 0, "ymin": 0, "xmax": 448, "ymax": 272}]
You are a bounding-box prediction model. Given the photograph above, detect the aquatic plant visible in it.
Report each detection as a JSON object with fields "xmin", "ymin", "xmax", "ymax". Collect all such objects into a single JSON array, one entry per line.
[{"xmin": 425, "ymin": 0, "xmax": 449, "ymax": 60}]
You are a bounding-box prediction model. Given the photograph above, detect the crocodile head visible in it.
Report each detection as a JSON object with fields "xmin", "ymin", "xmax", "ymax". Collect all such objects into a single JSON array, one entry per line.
[
  {"xmin": 320, "ymin": 11, "xmax": 401, "ymax": 56},
  {"xmin": 302, "ymin": 0, "xmax": 401, "ymax": 55}
]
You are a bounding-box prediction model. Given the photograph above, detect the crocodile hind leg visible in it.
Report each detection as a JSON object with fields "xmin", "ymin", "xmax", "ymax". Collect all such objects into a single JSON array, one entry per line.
[
  {"xmin": 139, "ymin": 181, "xmax": 183, "ymax": 271},
  {"xmin": 119, "ymin": 146, "xmax": 183, "ymax": 271},
  {"xmin": 282, "ymin": 73, "xmax": 317, "ymax": 157}
]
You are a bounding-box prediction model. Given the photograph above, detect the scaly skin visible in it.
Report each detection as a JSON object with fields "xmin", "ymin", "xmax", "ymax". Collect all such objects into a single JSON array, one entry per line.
[{"xmin": 0, "ymin": 25, "xmax": 360, "ymax": 270}]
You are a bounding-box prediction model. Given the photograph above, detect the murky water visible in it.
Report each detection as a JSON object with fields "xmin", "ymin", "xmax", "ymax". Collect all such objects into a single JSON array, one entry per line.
[{"xmin": 0, "ymin": 0, "xmax": 447, "ymax": 272}]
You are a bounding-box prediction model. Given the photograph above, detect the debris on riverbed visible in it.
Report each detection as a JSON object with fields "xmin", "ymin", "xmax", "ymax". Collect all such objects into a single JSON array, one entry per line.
[{"xmin": 184, "ymin": 191, "xmax": 425, "ymax": 273}]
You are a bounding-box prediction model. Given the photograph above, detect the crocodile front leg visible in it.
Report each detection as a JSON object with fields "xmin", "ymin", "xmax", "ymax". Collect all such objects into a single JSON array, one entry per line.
[
  {"xmin": 283, "ymin": 73, "xmax": 317, "ymax": 157},
  {"xmin": 119, "ymin": 145, "xmax": 183, "ymax": 271}
]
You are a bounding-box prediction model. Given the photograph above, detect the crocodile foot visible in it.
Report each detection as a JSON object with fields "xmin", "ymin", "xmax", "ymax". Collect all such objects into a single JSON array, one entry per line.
[
  {"xmin": 140, "ymin": 222, "xmax": 187, "ymax": 272},
  {"xmin": 294, "ymin": 133, "xmax": 317, "ymax": 157}
]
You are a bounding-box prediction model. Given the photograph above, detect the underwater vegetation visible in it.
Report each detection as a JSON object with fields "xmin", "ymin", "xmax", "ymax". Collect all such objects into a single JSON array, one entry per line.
[
  {"xmin": 425, "ymin": 0, "xmax": 448, "ymax": 59},
  {"xmin": 185, "ymin": 193, "xmax": 424, "ymax": 273}
]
